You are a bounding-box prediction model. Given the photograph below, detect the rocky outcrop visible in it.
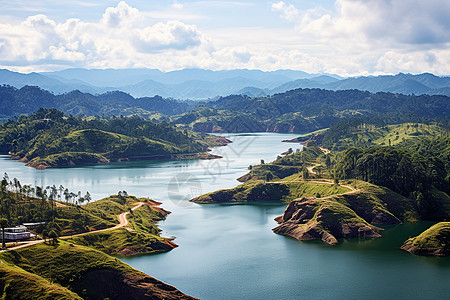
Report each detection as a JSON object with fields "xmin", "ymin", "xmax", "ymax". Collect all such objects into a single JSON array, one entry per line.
[
  {"xmin": 273, "ymin": 198, "xmax": 382, "ymax": 245},
  {"xmin": 117, "ymin": 238, "xmax": 178, "ymax": 256},
  {"xmin": 401, "ymin": 222, "xmax": 450, "ymax": 256}
]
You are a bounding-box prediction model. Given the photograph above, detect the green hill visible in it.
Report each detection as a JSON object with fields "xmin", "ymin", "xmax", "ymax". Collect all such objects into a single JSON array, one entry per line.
[
  {"xmin": 0, "ymin": 108, "xmax": 224, "ymax": 168},
  {"xmin": 191, "ymin": 179, "xmax": 350, "ymax": 204},
  {"xmin": 317, "ymin": 120, "xmax": 448, "ymax": 150},
  {"xmin": 0, "ymin": 241, "xmax": 195, "ymax": 299},
  {"xmin": 401, "ymin": 222, "xmax": 450, "ymax": 256}
]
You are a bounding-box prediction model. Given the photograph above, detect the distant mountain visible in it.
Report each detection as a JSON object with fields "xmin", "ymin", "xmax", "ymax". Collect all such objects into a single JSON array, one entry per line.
[
  {"xmin": 269, "ymin": 73, "xmax": 450, "ymax": 96},
  {"xmin": 2, "ymin": 68, "xmax": 450, "ymax": 100},
  {"xmin": 1, "ymin": 68, "xmax": 321, "ymax": 99},
  {"xmin": 0, "ymin": 85, "xmax": 191, "ymax": 121},
  {"xmin": 0, "ymin": 69, "xmax": 107, "ymax": 94},
  {"xmin": 41, "ymin": 68, "xmax": 317, "ymax": 99}
]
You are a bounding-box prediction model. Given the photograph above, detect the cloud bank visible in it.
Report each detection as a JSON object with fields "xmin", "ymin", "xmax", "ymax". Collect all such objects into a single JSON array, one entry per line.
[
  {"xmin": 271, "ymin": 0, "xmax": 450, "ymax": 75},
  {"xmin": 0, "ymin": 1, "xmax": 209, "ymax": 71},
  {"xmin": 0, "ymin": 0, "xmax": 449, "ymax": 75}
]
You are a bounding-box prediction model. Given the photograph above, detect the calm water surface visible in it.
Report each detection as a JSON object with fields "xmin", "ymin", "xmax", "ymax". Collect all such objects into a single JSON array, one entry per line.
[{"xmin": 0, "ymin": 132, "xmax": 449, "ymax": 299}]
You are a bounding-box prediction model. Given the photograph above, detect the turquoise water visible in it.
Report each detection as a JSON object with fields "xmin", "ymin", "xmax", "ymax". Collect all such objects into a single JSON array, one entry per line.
[{"xmin": 1, "ymin": 132, "xmax": 449, "ymax": 299}]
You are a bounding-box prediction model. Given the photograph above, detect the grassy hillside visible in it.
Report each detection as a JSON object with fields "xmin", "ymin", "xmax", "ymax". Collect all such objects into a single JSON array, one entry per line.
[
  {"xmin": 0, "ymin": 181, "xmax": 176, "ymax": 256},
  {"xmin": 70, "ymin": 197, "xmax": 176, "ymax": 256},
  {"xmin": 191, "ymin": 180, "xmax": 350, "ymax": 204},
  {"xmin": 240, "ymin": 146, "xmax": 326, "ymax": 182},
  {"xmin": 272, "ymin": 180, "xmax": 423, "ymax": 245},
  {"xmin": 401, "ymin": 222, "xmax": 450, "ymax": 256},
  {"xmin": 273, "ymin": 197, "xmax": 382, "ymax": 245},
  {"xmin": 0, "ymin": 242, "xmax": 195, "ymax": 299},
  {"xmin": 318, "ymin": 120, "xmax": 448, "ymax": 151},
  {"xmin": 0, "ymin": 261, "xmax": 81, "ymax": 300}
]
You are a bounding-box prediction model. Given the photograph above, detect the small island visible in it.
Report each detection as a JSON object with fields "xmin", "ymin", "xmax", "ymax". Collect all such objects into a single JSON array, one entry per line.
[{"xmin": 401, "ymin": 222, "xmax": 450, "ymax": 256}]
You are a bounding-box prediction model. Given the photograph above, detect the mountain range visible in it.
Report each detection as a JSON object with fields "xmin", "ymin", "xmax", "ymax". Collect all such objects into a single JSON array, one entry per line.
[{"xmin": 1, "ymin": 68, "xmax": 449, "ymax": 100}]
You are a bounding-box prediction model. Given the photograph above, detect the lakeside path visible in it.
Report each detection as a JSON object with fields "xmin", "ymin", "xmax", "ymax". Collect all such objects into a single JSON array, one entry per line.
[{"xmin": 0, "ymin": 202, "xmax": 145, "ymax": 253}]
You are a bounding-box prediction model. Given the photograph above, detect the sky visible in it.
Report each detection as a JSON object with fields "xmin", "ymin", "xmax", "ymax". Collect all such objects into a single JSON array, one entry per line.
[{"xmin": 0, "ymin": 0, "xmax": 449, "ymax": 76}]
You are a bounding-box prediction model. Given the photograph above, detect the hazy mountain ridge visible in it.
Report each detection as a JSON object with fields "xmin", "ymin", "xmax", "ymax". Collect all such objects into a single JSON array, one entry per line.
[
  {"xmin": 1, "ymin": 68, "xmax": 337, "ymax": 99},
  {"xmin": 2, "ymin": 68, "xmax": 448, "ymax": 99},
  {"xmin": 262, "ymin": 72, "xmax": 450, "ymax": 96}
]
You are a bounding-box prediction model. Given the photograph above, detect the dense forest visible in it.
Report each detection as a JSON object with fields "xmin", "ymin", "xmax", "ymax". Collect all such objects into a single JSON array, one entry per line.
[{"xmin": 1, "ymin": 85, "xmax": 449, "ymax": 134}]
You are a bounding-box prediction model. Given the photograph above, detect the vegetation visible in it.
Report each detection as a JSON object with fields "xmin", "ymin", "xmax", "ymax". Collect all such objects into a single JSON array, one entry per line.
[
  {"xmin": 0, "ymin": 174, "xmax": 103, "ymax": 234},
  {"xmin": 240, "ymin": 146, "xmax": 324, "ymax": 182},
  {"xmin": 273, "ymin": 197, "xmax": 382, "ymax": 245},
  {"xmin": 1, "ymin": 85, "xmax": 448, "ymax": 135},
  {"xmin": 0, "ymin": 108, "xmax": 221, "ymax": 168},
  {"xmin": 0, "ymin": 241, "xmax": 194, "ymax": 299},
  {"xmin": 191, "ymin": 180, "xmax": 350, "ymax": 204},
  {"xmin": 334, "ymin": 147, "xmax": 448, "ymax": 218},
  {"xmin": 401, "ymin": 222, "xmax": 450, "ymax": 256},
  {"xmin": 69, "ymin": 199, "xmax": 176, "ymax": 256},
  {"xmin": 0, "ymin": 260, "xmax": 81, "ymax": 299},
  {"xmin": 0, "ymin": 175, "xmax": 175, "ymax": 255},
  {"xmin": 318, "ymin": 119, "xmax": 449, "ymax": 151}
]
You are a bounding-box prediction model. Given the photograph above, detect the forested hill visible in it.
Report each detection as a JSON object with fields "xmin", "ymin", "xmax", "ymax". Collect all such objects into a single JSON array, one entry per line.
[
  {"xmin": 208, "ymin": 89, "xmax": 449, "ymax": 119},
  {"xmin": 175, "ymin": 89, "xmax": 449, "ymax": 133},
  {"xmin": 1, "ymin": 85, "xmax": 449, "ymax": 133},
  {"xmin": 0, "ymin": 108, "xmax": 222, "ymax": 169},
  {"xmin": 0, "ymin": 85, "xmax": 191, "ymax": 121}
]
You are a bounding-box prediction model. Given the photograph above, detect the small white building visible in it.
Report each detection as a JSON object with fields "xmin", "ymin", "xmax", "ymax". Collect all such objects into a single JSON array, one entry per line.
[{"xmin": 4, "ymin": 226, "xmax": 34, "ymax": 241}]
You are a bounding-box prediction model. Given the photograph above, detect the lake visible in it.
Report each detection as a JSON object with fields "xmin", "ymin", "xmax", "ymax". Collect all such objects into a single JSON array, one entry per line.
[{"xmin": 1, "ymin": 132, "xmax": 449, "ymax": 299}]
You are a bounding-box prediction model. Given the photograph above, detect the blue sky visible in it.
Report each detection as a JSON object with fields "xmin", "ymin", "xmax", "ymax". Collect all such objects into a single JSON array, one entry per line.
[{"xmin": 0, "ymin": 0, "xmax": 449, "ymax": 76}]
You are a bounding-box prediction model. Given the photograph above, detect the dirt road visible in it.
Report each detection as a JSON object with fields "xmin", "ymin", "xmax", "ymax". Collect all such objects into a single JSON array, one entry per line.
[{"xmin": 1, "ymin": 202, "xmax": 146, "ymax": 252}]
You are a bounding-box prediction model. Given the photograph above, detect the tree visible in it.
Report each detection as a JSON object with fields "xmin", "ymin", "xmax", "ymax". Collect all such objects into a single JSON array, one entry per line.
[
  {"xmin": 48, "ymin": 229, "xmax": 58, "ymax": 245},
  {"xmin": 265, "ymin": 172, "xmax": 274, "ymax": 182},
  {"xmin": 42, "ymin": 229, "xmax": 48, "ymax": 243},
  {"xmin": 260, "ymin": 159, "xmax": 265, "ymax": 165},
  {"xmin": 302, "ymin": 167, "xmax": 309, "ymax": 180},
  {"xmin": 84, "ymin": 192, "xmax": 91, "ymax": 204},
  {"xmin": 0, "ymin": 217, "xmax": 8, "ymax": 249}
]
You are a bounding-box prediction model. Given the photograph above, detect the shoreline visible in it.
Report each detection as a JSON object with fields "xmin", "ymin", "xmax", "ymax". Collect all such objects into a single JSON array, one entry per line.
[{"xmin": 9, "ymin": 152, "xmax": 224, "ymax": 170}]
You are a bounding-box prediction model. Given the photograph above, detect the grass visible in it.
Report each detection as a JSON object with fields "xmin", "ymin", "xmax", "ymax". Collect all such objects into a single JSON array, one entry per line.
[
  {"xmin": 27, "ymin": 152, "xmax": 108, "ymax": 168},
  {"xmin": 325, "ymin": 180, "xmax": 420, "ymax": 223},
  {"xmin": 273, "ymin": 197, "xmax": 382, "ymax": 245},
  {"xmin": 69, "ymin": 201, "xmax": 175, "ymax": 256},
  {"xmin": 0, "ymin": 241, "xmax": 142, "ymax": 298},
  {"xmin": 192, "ymin": 180, "xmax": 350, "ymax": 203},
  {"xmin": 0, "ymin": 259, "xmax": 81, "ymax": 300},
  {"xmin": 402, "ymin": 222, "xmax": 450, "ymax": 255},
  {"xmin": 326, "ymin": 123, "xmax": 447, "ymax": 150}
]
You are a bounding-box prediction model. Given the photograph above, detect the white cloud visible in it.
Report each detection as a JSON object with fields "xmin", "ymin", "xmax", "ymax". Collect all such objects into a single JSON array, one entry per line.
[
  {"xmin": 270, "ymin": 0, "xmax": 450, "ymax": 75},
  {"xmin": 172, "ymin": 1, "xmax": 183, "ymax": 10},
  {"xmin": 271, "ymin": 1, "xmax": 299, "ymax": 23},
  {"xmin": 101, "ymin": 1, "xmax": 140, "ymax": 28},
  {"xmin": 133, "ymin": 21, "xmax": 202, "ymax": 52},
  {"xmin": 0, "ymin": 0, "xmax": 449, "ymax": 76},
  {"xmin": 0, "ymin": 1, "xmax": 206, "ymax": 70}
]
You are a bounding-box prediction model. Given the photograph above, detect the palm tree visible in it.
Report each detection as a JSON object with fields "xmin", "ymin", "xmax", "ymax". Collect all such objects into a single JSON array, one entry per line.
[{"xmin": 84, "ymin": 191, "xmax": 91, "ymax": 204}]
